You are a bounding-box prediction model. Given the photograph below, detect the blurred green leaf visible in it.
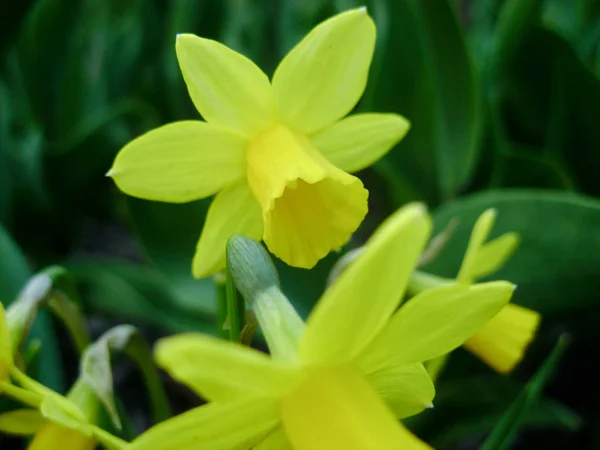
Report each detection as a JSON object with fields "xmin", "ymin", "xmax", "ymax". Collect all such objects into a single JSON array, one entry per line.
[
  {"xmin": 68, "ymin": 258, "xmax": 215, "ymax": 334},
  {"xmin": 369, "ymin": 0, "xmax": 481, "ymax": 205},
  {"xmin": 481, "ymin": 335, "xmax": 569, "ymax": 450},
  {"xmin": 502, "ymin": 27, "xmax": 600, "ymax": 197},
  {"xmin": 409, "ymin": 372, "xmax": 580, "ymax": 448},
  {"xmin": 0, "ymin": 225, "xmax": 62, "ymax": 391},
  {"xmin": 125, "ymin": 198, "xmax": 217, "ymax": 316},
  {"xmin": 425, "ymin": 190, "xmax": 600, "ymax": 314}
]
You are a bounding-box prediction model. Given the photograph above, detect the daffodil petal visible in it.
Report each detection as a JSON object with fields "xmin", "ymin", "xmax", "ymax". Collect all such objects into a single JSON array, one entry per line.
[
  {"xmin": 281, "ymin": 365, "xmax": 408, "ymax": 450},
  {"xmin": 128, "ymin": 397, "xmax": 279, "ymax": 450},
  {"xmin": 457, "ymin": 208, "xmax": 496, "ymax": 283},
  {"xmin": 0, "ymin": 303, "xmax": 11, "ymax": 380},
  {"xmin": 465, "ymin": 303, "xmax": 541, "ymax": 373},
  {"xmin": 192, "ymin": 182, "xmax": 263, "ymax": 278},
  {"xmin": 254, "ymin": 427, "xmax": 292, "ymax": 450},
  {"xmin": 29, "ymin": 422, "xmax": 96, "ymax": 450},
  {"xmin": 247, "ymin": 124, "xmax": 368, "ymax": 268},
  {"xmin": 155, "ymin": 333, "xmax": 299, "ymax": 402},
  {"xmin": 272, "ymin": 8, "xmax": 376, "ymax": 134},
  {"xmin": 470, "ymin": 232, "xmax": 519, "ymax": 280},
  {"xmin": 312, "ymin": 113, "xmax": 410, "ymax": 172},
  {"xmin": 300, "ymin": 204, "xmax": 431, "ymax": 365},
  {"xmin": 359, "ymin": 282, "xmax": 515, "ymax": 372},
  {"xmin": 368, "ymin": 363, "xmax": 435, "ymax": 419},
  {"xmin": 108, "ymin": 121, "xmax": 246, "ymax": 203},
  {"xmin": 176, "ymin": 34, "xmax": 273, "ymax": 137},
  {"xmin": 0, "ymin": 409, "xmax": 44, "ymax": 435}
]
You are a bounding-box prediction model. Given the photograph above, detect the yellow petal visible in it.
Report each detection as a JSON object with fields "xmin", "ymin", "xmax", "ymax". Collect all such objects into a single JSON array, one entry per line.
[
  {"xmin": 128, "ymin": 397, "xmax": 279, "ymax": 450},
  {"xmin": 457, "ymin": 208, "xmax": 496, "ymax": 283},
  {"xmin": 0, "ymin": 303, "xmax": 11, "ymax": 380},
  {"xmin": 470, "ymin": 232, "xmax": 519, "ymax": 280},
  {"xmin": 192, "ymin": 181, "xmax": 263, "ymax": 278},
  {"xmin": 281, "ymin": 365, "xmax": 408, "ymax": 450},
  {"xmin": 154, "ymin": 333, "xmax": 299, "ymax": 402},
  {"xmin": 359, "ymin": 282, "xmax": 515, "ymax": 372},
  {"xmin": 272, "ymin": 8, "xmax": 376, "ymax": 134},
  {"xmin": 254, "ymin": 427, "xmax": 292, "ymax": 450},
  {"xmin": 300, "ymin": 204, "xmax": 431, "ymax": 365},
  {"xmin": 312, "ymin": 113, "xmax": 410, "ymax": 172},
  {"xmin": 0, "ymin": 409, "xmax": 44, "ymax": 435},
  {"xmin": 28, "ymin": 422, "xmax": 95, "ymax": 450},
  {"xmin": 368, "ymin": 363, "xmax": 435, "ymax": 419},
  {"xmin": 176, "ymin": 34, "xmax": 273, "ymax": 138},
  {"xmin": 247, "ymin": 124, "xmax": 368, "ymax": 268},
  {"xmin": 465, "ymin": 303, "xmax": 541, "ymax": 374},
  {"xmin": 108, "ymin": 121, "xmax": 246, "ymax": 203}
]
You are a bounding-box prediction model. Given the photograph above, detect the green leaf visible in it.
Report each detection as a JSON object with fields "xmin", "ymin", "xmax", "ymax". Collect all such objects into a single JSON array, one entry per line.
[
  {"xmin": 502, "ymin": 27, "xmax": 600, "ymax": 197},
  {"xmin": 126, "ymin": 197, "xmax": 216, "ymax": 316},
  {"xmin": 67, "ymin": 259, "xmax": 215, "ymax": 334},
  {"xmin": 408, "ymin": 373, "xmax": 580, "ymax": 448},
  {"xmin": 425, "ymin": 190, "xmax": 600, "ymax": 314},
  {"xmin": 367, "ymin": 0, "xmax": 481, "ymax": 204},
  {"xmin": 6, "ymin": 268, "xmax": 89, "ymax": 359},
  {"xmin": 0, "ymin": 225, "xmax": 62, "ymax": 391},
  {"xmin": 80, "ymin": 325, "xmax": 171, "ymax": 430},
  {"xmin": 481, "ymin": 335, "xmax": 569, "ymax": 450}
]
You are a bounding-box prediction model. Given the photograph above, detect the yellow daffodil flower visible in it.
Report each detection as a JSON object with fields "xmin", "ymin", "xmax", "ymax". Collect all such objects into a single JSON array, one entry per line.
[
  {"xmin": 458, "ymin": 209, "xmax": 541, "ymax": 374},
  {"xmin": 108, "ymin": 8, "xmax": 410, "ymax": 277},
  {"xmin": 0, "ymin": 302, "xmax": 123, "ymax": 450},
  {"xmin": 27, "ymin": 380, "xmax": 98, "ymax": 450},
  {"xmin": 126, "ymin": 204, "xmax": 514, "ymax": 449}
]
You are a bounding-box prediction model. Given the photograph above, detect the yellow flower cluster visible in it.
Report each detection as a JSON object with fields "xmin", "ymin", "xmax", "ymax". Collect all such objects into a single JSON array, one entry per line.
[{"xmin": 0, "ymin": 8, "xmax": 541, "ymax": 450}]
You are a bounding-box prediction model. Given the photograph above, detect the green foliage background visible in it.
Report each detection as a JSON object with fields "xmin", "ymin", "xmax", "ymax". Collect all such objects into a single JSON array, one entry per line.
[{"xmin": 1, "ymin": 0, "xmax": 599, "ymax": 448}]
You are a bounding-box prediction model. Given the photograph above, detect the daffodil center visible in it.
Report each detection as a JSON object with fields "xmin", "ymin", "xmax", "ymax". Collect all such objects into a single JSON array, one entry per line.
[{"xmin": 246, "ymin": 124, "xmax": 368, "ymax": 268}]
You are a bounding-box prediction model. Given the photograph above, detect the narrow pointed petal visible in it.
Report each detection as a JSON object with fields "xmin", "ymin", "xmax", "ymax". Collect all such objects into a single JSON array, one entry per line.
[
  {"xmin": 128, "ymin": 398, "xmax": 279, "ymax": 450},
  {"xmin": 457, "ymin": 209, "xmax": 496, "ymax": 283},
  {"xmin": 368, "ymin": 363, "xmax": 435, "ymax": 419},
  {"xmin": 0, "ymin": 409, "xmax": 43, "ymax": 435},
  {"xmin": 281, "ymin": 365, "xmax": 409, "ymax": 450},
  {"xmin": 155, "ymin": 333, "xmax": 299, "ymax": 402},
  {"xmin": 108, "ymin": 121, "xmax": 247, "ymax": 203},
  {"xmin": 254, "ymin": 427, "xmax": 292, "ymax": 450},
  {"xmin": 29, "ymin": 423, "xmax": 95, "ymax": 450},
  {"xmin": 272, "ymin": 8, "xmax": 376, "ymax": 134},
  {"xmin": 470, "ymin": 232, "xmax": 519, "ymax": 280},
  {"xmin": 0, "ymin": 303, "xmax": 11, "ymax": 381},
  {"xmin": 176, "ymin": 34, "xmax": 273, "ymax": 137},
  {"xmin": 312, "ymin": 113, "xmax": 410, "ymax": 173},
  {"xmin": 192, "ymin": 182, "xmax": 263, "ymax": 278},
  {"xmin": 300, "ymin": 204, "xmax": 431, "ymax": 365},
  {"xmin": 465, "ymin": 303, "xmax": 541, "ymax": 373},
  {"xmin": 247, "ymin": 124, "xmax": 367, "ymax": 268},
  {"xmin": 359, "ymin": 282, "xmax": 515, "ymax": 372}
]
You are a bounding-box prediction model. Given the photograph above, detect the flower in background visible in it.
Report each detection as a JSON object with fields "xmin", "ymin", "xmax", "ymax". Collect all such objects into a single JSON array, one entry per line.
[
  {"xmin": 457, "ymin": 209, "xmax": 541, "ymax": 374},
  {"xmin": 126, "ymin": 204, "xmax": 514, "ymax": 449},
  {"xmin": 108, "ymin": 8, "xmax": 410, "ymax": 278},
  {"xmin": 0, "ymin": 302, "xmax": 99, "ymax": 450}
]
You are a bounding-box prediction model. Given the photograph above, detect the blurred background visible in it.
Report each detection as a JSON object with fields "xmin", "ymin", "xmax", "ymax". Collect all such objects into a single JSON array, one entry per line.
[{"xmin": 0, "ymin": 0, "xmax": 599, "ymax": 448}]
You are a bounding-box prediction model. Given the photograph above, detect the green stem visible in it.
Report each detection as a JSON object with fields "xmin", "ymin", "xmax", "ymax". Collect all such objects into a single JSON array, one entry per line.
[
  {"xmin": 225, "ymin": 261, "xmax": 244, "ymax": 342},
  {"xmin": 92, "ymin": 425, "xmax": 129, "ymax": 450},
  {"xmin": 213, "ymin": 272, "xmax": 228, "ymax": 339},
  {"xmin": 0, "ymin": 381, "xmax": 42, "ymax": 408}
]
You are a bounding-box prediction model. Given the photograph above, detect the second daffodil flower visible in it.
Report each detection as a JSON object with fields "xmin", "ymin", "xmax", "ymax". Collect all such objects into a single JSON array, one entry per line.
[
  {"xmin": 107, "ymin": 8, "xmax": 410, "ymax": 277},
  {"xmin": 125, "ymin": 205, "xmax": 515, "ymax": 449}
]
